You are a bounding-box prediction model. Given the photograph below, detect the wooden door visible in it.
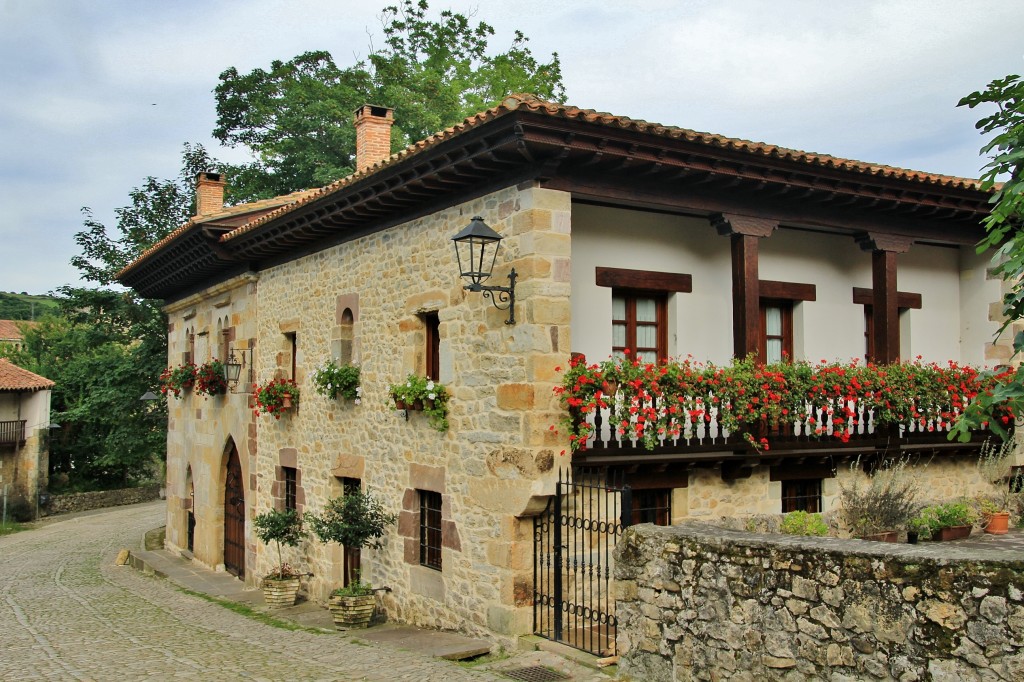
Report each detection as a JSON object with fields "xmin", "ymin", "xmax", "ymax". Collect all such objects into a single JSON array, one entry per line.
[{"xmin": 223, "ymin": 446, "xmax": 245, "ymax": 578}]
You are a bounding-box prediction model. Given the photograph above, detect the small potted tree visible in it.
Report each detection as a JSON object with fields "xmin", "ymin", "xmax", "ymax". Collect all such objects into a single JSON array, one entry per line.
[
  {"xmin": 305, "ymin": 489, "xmax": 397, "ymax": 629},
  {"xmin": 252, "ymin": 508, "xmax": 305, "ymax": 607}
]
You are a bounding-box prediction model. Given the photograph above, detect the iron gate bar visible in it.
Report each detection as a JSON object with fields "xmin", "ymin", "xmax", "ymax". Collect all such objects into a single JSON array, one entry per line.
[{"xmin": 533, "ymin": 468, "xmax": 631, "ymax": 656}]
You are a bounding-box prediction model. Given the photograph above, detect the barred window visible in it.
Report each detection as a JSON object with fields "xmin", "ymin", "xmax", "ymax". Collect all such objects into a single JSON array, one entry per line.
[
  {"xmin": 781, "ymin": 479, "xmax": 821, "ymax": 513},
  {"xmin": 283, "ymin": 467, "xmax": 297, "ymax": 512},
  {"xmin": 631, "ymin": 489, "xmax": 671, "ymax": 526},
  {"xmin": 419, "ymin": 490, "xmax": 442, "ymax": 571}
]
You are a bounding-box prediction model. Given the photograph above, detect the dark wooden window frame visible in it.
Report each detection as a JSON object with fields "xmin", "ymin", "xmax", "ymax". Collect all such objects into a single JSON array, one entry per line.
[
  {"xmin": 780, "ymin": 479, "xmax": 823, "ymax": 513},
  {"xmin": 612, "ymin": 290, "xmax": 669, "ymax": 362},
  {"xmin": 419, "ymin": 490, "xmax": 442, "ymax": 571},
  {"xmin": 423, "ymin": 312, "xmax": 440, "ymax": 382},
  {"xmin": 756, "ymin": 280, "xmax": 815, "ymax": 363},
  {"xmin": 282, "ymin": 466, "xmax": 298, "ymax": 512},
  {"xmin": 597, "ymin": 267, "xmax": 692, "ymax": 363},
  {"xmin": 631, "ymin": 489, "xmax": 672, "ymax": 526}
]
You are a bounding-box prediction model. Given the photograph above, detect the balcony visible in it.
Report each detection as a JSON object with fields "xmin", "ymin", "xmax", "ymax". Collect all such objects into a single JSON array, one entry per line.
[
  {"xmin": 0, "ymin": 420, "xmax": 27, "ymax": 447},
  {"xmin": 559, "ymin": 355, "xmax": 1004, "ymax": 472}
]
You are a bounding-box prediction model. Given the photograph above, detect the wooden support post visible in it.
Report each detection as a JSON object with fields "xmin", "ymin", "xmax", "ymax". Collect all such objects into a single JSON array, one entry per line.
[
  {"xmin": 858, "ymin": 233, "xmax": 913, "ymax": 365},
  {"xmin": 713, "ymin": 213, "xmax": 778, "ymax": 359}
]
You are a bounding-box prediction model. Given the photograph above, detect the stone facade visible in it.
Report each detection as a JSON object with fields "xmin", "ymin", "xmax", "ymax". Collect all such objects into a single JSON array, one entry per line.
[{"xmin": 616, "ymin": 523, "xmax": 1024, "ymax": 681}]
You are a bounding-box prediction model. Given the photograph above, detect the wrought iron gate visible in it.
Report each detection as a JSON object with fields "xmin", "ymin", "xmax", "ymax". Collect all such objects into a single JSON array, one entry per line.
[{"xmin": 533, "ymin": 469, "xmax": 632, "ymax": 656}]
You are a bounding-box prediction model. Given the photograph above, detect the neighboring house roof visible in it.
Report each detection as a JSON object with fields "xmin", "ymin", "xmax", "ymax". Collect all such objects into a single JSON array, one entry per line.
[
  {"xmin": 0, "ymin": 359, "xmax": 54, "ymax": 392},
  {"xmin": 117, "ymin": 94, "xmax": 995, "ymax": 301},
  {"xmin": 0, "ymin": 320, "xmax": 33, "ymax": 341}
]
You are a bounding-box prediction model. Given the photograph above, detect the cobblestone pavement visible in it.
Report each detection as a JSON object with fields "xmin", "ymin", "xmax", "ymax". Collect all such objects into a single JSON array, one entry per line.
[{"xmin": 0, "ymin": 502, "xmax": 516, "ymax": 682}]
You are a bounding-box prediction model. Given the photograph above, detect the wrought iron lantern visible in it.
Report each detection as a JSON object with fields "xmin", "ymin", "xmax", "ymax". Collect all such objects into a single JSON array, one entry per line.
[
  {"xmin": 451, "ymin": 216, "xmax": 517, "ymax": 325},
  {"xmin": 224, "ymin": 347, "xmax": 253, "ymax": 391}
]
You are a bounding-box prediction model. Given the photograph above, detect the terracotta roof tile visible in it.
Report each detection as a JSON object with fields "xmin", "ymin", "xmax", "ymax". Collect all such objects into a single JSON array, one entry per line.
[
  {"xmin": 0, "ymin": 320, "xmax": 35, "ymax": 341},
  {"xmin": 118, "ymin": 189, "xmax": 321, "ymax": 279},
  {"xmin": 0, "ymin": 359, "xmax": 54, "ymax": 392},
  {"xmin": 220, "ymin": 94, "xmax": 985, "ymax": 243}
]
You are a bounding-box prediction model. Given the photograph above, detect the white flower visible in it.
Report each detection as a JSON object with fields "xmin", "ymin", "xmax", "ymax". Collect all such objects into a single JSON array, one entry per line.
[
  {"xmin": 356, "ymin": 386, "xmax": 362, "ymax": 394},
  {"xmin": 406, "ymin": 381, "xmax": 412, "ymax": 387},
  {"xmin": 428, "ymin": 392, "xmax": 436, "ymax": 400},
  {"xmin": 355, "ymin": 398, "xmax": 361, "ymax": 405},
  {"xmin": 426, "ymin": 381, "xmax": 435, "ymax": 391}
]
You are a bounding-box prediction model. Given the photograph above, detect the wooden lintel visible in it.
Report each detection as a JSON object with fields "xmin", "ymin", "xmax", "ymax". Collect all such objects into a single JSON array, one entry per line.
[
  {"xmin": 759, "ymin": 280, "xmax": 817, "ymax": 302},
  {"xmin": 721, "ymin": 460, "xmax": 758, "ymax": 481},
  {"xmin": 712, "ymin": 213, "xmax": 779, "ymax": 238},
  {"xmin": 595, "ymin": 267, "xmax": 693, "ymax": 292},
  {"xmin": 852, "ymin": 287, "xmax": 922, "ymax": 309}
]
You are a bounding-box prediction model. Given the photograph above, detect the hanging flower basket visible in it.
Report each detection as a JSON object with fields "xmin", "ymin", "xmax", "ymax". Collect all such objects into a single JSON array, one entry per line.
[
  {"xmin": 254, "ymin": 379, "xmax": 300, "ymax": 418},
  {"xmin": 160, "ymin": 363, "xmax": 197, "ymax": 398},
  {"xmin": 195, "ymin": 359, "xmax": 228, "ymax": 397},
  {"xmin": 388, "ymin": 374, "xmax": 449, "ymax": 431},
  {"xmin": 312, "ymin": 359, "xmax": 361, "ymax": 402}
]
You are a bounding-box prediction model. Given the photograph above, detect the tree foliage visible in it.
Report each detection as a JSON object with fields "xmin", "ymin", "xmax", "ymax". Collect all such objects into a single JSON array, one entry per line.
[
  {"xmin": 952, "ymin": 74, "xmax": 1024, "ymax": 440},
  {"xmin": 214, "ymin": 0, "xmax": 565, "ymax": 201}
]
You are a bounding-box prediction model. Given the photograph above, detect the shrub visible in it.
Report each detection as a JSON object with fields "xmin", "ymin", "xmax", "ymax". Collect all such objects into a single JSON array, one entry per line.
[
  {"xmin": 331, "ymin": 575, "xmax": 374, "ymax": 597},
  {"xmin": 780, "ymin": 510, "xmax": 829, "ymax": 536},
  {"xmin": 839, "ymin": 457, "xmax": 919, "ymax": 537},
  {"xmin": 916, "ymin": 501, "xmax": 977, "ymax": 534},
  {"xmin": 305, "ymin": 489, "xmax": 397, "ymax": 551}
]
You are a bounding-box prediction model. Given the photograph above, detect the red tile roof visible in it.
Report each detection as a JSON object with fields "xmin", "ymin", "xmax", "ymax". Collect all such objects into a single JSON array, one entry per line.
[
  {"xmin": 0, "ymin": 359, "xmax": 54, "ymax": 392},
  {"xmin": 0, "ymin": 319, "xmax": 35, "ymax": 341},
  {"xmin": 220, "ymin": 94, "xmax": 986, "ymax": 243}
]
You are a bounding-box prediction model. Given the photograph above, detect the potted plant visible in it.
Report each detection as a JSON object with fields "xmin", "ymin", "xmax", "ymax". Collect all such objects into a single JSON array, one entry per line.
[
  {"xmin": 388, "ymin": 374, "xmax": 449, "ymax": 431},
  {"xmin": 252, "ymin": 507, "xmax": 306, "ymax": 607},
  {"xmin": 195, "ymin": 359, "xmax": 228, "ymax": 397},
  {"xmin": 254, "ymin": 378, "xmax": 300, "ymax": 418},
  {"xmin": 838, "ymin": 457, "xmax": 919, "ymax": 542},
  {"xmin": 975, "ymin": 439, "xmax": 1022, "ymax": 535},
  {"xmin": 327, "ymin": 575, "xmax": 377, "ymax": 629},
  {"xmin": 917, "ymin": 501, "xmax": 977, "ymax": 541},
  {"xmin": 906, "ymin": 514, "xmax": 932, "ymax": 544},
  {"xmin": 160, "ymin": 362, "xmax": 197, "ymax": 398},
  {"xmin": 304, "ymin": 488, "xmax": 397, "ymax": 629},
  {"xmin": 311, "ymin": 359, "xmax": 361, "ymax": 402}
]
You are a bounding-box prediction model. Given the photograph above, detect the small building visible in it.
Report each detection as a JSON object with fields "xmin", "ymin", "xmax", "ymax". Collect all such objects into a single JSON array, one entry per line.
[
  {"xmin": 0, "ymin": 358, "xmax": 54, "ymax": 516},
  {"xmin": 118, "ymin": 96, "xmax": 1014, "ymax": 649},
  {"xmin": 0, "ymin": 320, "xmax": 33, "ymax": 352}
]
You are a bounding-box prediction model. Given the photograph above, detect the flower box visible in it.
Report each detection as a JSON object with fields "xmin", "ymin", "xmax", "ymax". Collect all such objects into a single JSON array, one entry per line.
[{"xmin": 935, "ymin": 525, "xmax": 972, "ymax": 541}]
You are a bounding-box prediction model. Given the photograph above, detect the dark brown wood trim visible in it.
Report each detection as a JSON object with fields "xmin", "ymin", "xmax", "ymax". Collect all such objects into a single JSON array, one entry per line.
[
  {"xmin": 760, "ymin": 280, "xmax": 817, "ymax": 302},
  {"xmin": 596, "ymin": 267, "xmax": 692, "ymax": 292},
  {"xmin": 712, "ymin": 212, "xmax": 778, "ymax": 238},
  {"xmin": 852, "ymin": 287, "xmax": 922, "ymax": 309},
  {"xmin": 770, "ymin": 462, "xmax": 836, "ymax": 481},
  {"xmin": 857, "ymin": 232, "xmax": 914, "ymax": 253},
  {"xmin": 872, "ymin": 249, "xmax": 901, "ymax": 364},
  {"xmin": 732, "ymin": 234, "xmax": 761, "ymax": 359}
]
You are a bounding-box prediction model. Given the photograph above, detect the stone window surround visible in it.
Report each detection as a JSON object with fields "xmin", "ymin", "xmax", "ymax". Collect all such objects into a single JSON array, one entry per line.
[
  {"xmin": 273, "ymin": 448, "xmax": 304, "ymax": 513},
  {"xmin": 399, "ymin": 463, "xmax": 461, "ymax": 569}
]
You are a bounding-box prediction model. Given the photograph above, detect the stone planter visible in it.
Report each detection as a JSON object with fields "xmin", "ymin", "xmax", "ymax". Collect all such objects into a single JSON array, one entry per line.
[
  {"xmin": 935, "ymin": 525, "xmax": 972, "ymax": 541},
  {"xmin": 983, "ymin": 511, "xmax": 1011, "ymax": 535},
  {"xmin": 328, "ymin": 594, "xmax": 375, "ymax": 629},
  {"xmin": 262, "ymin": 576, "xmax": 300, "ymax": 608}
]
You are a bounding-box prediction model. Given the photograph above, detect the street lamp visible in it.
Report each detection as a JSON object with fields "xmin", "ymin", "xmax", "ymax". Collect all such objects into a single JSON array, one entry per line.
[
  {"xmin": 224, "ymin": 347, "xmax": 253, "ymax": 391},
  {"xmin": 451, "ymin": 216, "xmax": 517, "ymax": 325}
]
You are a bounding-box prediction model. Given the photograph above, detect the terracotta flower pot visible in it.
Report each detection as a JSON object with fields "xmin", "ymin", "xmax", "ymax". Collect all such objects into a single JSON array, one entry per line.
[
  {"xmin": 861, "ymin": 531, "xmax": 899, "ymax": 543},
  {"xmin": 935, "ymin": 525, "xmax": 972, "ymax": 541},
  {"xmin": 281, "ymin": 394, "xmax": 293, "ymax": 410},
  {"xmin": 983, "ymin": 511, "xmax": 1011, "ymax": 535},
  {"xmin": 328, "ymin": 594, "xmax": 376, "ymax": 629},
  {"xmin": 393, "ymin": 396, "xmax": 407, "ymax": 410}
]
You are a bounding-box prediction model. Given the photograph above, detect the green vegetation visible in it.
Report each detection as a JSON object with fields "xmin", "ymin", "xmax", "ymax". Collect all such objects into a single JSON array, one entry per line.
[
  {"xmin": 252, "ymin": 508, "xmax": 305, "ymax": 579},
  {"xmin": 952, "ymin": 75, "xmax": 1024, "ymax": 440},
  {"xmin": 175, "ymin": 587, "xmax": 324, "ymax": 633},
  {"xmin": 0, "ymin": 292, "xmax": 60, "ymax": 321},
  {"xmin": 0, "ymin": 521, "xmax": 27, "ymax": 536},
  {"xmin": 780, "ymin": 511, "xmax": 829, "ymax": 536}
]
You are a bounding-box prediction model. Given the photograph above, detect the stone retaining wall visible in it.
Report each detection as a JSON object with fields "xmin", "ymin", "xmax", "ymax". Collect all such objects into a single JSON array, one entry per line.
[
  {"xmin": 615, "ymin": 523, "xmax": 1024, "ymax": 681},
  {"xmin": 47, "ymin": 485, "xmax": 161, "ymax": 516}
]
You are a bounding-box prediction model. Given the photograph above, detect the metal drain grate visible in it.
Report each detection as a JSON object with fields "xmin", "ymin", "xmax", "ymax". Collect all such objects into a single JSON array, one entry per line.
[{"xmin": 502, "ymin": 666, "xmax": 570, "ymax": 682}]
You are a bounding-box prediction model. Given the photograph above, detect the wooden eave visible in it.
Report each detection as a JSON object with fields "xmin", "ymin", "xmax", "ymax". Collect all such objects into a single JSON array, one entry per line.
[{"xmin": 120, "ymin": 108, "xmax": 993, "ymax": 300}]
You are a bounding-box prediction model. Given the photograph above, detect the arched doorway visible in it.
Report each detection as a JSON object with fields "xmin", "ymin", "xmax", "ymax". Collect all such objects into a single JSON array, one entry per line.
[
  {"xmin": 185, "ymin": 466, "xmax": 195, "ymax": 553},
  {"xmin": 223, "ymin": 444, "xmax": 245, "ymax": 577}
]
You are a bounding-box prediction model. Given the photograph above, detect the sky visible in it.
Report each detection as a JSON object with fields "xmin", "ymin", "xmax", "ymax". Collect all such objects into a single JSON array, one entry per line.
[{"xmin": 1, "ymin": 0, "xmax": 1022, "ymax": 295}]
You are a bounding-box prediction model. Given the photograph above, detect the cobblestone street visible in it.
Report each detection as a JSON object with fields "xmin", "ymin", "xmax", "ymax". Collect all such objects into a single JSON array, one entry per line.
[{"xmin": 0, "ymin": 502, "xmax": 512, "ymax": 681}]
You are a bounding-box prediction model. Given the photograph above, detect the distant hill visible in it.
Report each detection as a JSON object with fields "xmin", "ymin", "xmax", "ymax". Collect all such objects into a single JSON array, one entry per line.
[{"xmin": 0, "ymin": 292, "xmax": 61, "ymax": 320}]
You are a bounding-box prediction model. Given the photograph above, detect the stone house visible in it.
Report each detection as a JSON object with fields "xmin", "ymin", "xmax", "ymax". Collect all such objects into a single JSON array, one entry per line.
[
  {"xmin": 0, "ymin": 319, "xmax": 33, "ymax": 352},
  {"xmin": 117, "ymin": 95, "xmax": 1013, "ymax": 647},
  {"xmin": 0, "ymin": 358, "xmax": 54, "ymax": 516}
]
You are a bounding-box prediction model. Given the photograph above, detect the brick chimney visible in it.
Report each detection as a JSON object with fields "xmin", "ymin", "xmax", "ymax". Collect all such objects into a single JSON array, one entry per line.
[
  {"xmin": 353, "ymin": 105, "xmax": 394, "ymax": 173},
  {"xmin": 195, "ymin": 171, "xmax": 226, "ymax": 216}
]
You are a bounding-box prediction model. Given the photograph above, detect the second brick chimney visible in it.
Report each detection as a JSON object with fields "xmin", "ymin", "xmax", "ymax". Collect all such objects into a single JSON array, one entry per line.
[
  {"xmin": 353, "ymin": 105, "xmax": 394, "ymax": 173},
  {"xmin": 195, "ymin": 171, "xmax": 226, "ymax": 216}
]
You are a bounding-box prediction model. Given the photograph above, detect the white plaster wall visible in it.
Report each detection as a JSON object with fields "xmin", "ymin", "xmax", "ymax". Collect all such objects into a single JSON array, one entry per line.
[
  {"xmin": 959, "ymin": 247, "xmax": 1004, "ymax": 366},
  {"xmin": 572, "ymin": 203, "xmax": 993, "ymax": 366},
  {"xmin": 570, "ymin": 203, "xmax": 733, "ymax": 365}
]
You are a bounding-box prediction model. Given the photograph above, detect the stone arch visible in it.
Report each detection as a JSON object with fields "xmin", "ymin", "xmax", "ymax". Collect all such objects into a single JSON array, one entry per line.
[
  {"xmin": 339, "ymin": 307, "xmax": 355, "ymax": 365},
  {"xmin": 218, "ymin": 436, "xmax": 247, "ymax": 578},
  {"xmin": 184, "ymin": 464, "xmax": 195, "ymax": 553}
]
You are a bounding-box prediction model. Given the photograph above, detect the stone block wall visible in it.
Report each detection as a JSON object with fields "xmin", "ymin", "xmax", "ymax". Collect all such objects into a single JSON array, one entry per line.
[
  {"xmin": 615, "ymin": 523, "xmax": 1024, "ymax": 681},
  {"xmin": 252, "ymin": 183, "xmax": 571, "ymax": 644},
  {"xmin": 162, "ymin": 273, "xmax": 259, "ymax": 572},
  {"xmin": 48, "ymin": 485, "xmax": 161, "ymax": 515}
]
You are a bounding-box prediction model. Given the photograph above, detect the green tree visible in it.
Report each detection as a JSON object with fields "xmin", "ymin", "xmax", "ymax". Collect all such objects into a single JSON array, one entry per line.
[
  {"xmin": 952, "ymin": 74, "xmax": 1024, "ymax": 441},
  {"xmin": 214, "ymin": 0, "xmax": 565, "ymax": 202}
]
